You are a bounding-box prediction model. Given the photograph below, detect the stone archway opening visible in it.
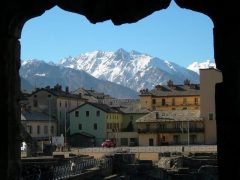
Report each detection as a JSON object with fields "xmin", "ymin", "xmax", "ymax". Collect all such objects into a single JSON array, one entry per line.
[
  {"xmin": 19, "ymin": 0, "xmax": 216, "ymax": 177},
  {"xmin": 2, "ymin": 1, "xmax": 240, "ymax": 179}
]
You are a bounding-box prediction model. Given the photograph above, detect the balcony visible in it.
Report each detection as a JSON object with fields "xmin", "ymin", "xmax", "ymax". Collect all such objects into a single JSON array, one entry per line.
[{"xmin": 137, "ymin": 127, "xmax": 204, "ymax": 133}]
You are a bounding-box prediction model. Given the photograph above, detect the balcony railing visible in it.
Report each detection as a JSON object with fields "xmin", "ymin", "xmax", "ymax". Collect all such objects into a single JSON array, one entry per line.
[{"xmin": 137, "ymin": 127, "xmax": 204, "ymax": 133}]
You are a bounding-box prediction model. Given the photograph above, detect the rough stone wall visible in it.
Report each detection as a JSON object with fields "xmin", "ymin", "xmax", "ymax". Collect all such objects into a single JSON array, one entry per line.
[{"xmin": 1, "ymin": 0, "xmax": 240, "ymax": 179}]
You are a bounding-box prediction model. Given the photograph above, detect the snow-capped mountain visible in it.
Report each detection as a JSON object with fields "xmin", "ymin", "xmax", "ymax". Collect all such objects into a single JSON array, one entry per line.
[
  {"xmin": 187, "ymin": 60, "xmax": 216, "ymax": 74},
  {"xmin": 58, "ymin": 48, "xmax": 200, "ymax": 91},
  {"xmin": 20, "ymin": 60, "xmax": 139, "ymax": 99}
]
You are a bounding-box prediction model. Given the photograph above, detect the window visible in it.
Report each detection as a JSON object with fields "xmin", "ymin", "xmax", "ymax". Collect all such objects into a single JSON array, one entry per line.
[
  {"xmin": 44, "ymin": 126, "xmax": 48, "ymax": 134},
  {"xmin": 173, "ymin": 122, "xmax": 181, "ymax": 129},
  {"xmin": 149, "ymin": 138, "xmax": 154, "ymax": 146},
  {"xmin": 37, "ymin": 125, "xmax": 41, "ymax": 134},
  {"xmin": 48, "ymin": 94, "xmax": 51, "ymax": 98},
  {"xmin": 27, "ymin": 125, "xmax": 32, "ymax": 134},
  {"xmin": 190, "ymin": 122, "xmax": 196, "ymax": 129},
  {"xmin": 96, "ymin": 110, "xmax": 100, "ymax": 117},
  {"xmin": 158, "ymin": 124, "xmax": 165, "ymax": 130},
  {"xmin": 183, "ymin": 98, "xmax": 187, "ymax": 105},
  {"xmin": 34, "ymin": 95, "xmax": 37, "ymax": 98},
  {"xmin": 173, "ymin": 135, "xmax": 180, "ymax": 144},
  {"xmin": 152, "ymin": 99, "xmax": 156, "ymax": 104},
  {"xmin": 33, "ymin": 99, "xmax": 38, "ymax": 107},
  {"xmin": 182, "ymin": 107, "xmax": 187, "ymax": 110},
  {"xmin": 209, "ymin": 113, "xmax": 214, "ymax": 120},
  {"xmin": 86, "ymin": 111, "xmax": 89, "ymax": 117},
  {"xmin": 190, "ymin": 135, "xmax": 197, "ymax": 144},
  {"xmin": 172, "ymin": 98, "xmax": 175, "ymax": 106},
  {"xmin": 75, "ymin": 111, "xmax": 79, "ymax": 117},
  {"xmin": 162, "ymin": 99, "xmax": 166, "ymax": 106},
  {"xmin": 94, "ymin": 123, "xmax": 97, "ymax": 130},
  {"xmin": 161, "ymin": 136, "xmax": 166, "ymax": 142},
  {"xmin": 51, "ymin": 125, "xmax": 54, "ymax": 134},
  {"xmin": 194, "ymin": 98, "xmax": 198, "ymax": 105},
  {"xmin": 59, "ymin": 101, "xmax": 61, "ymax": 107},
  {"xmin": 78, "ymin": 124, "xmax": 82, "ymax": 130},
  {"xmin": 121, "ymin": 138, "xmax": 128, "ymax": 146}
]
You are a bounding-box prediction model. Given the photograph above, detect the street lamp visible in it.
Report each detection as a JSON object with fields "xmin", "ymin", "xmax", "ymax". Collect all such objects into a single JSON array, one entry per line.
[
  {"xmin": 48, "ymin": 95, "xmax": 52, "ymax": 143},
  {"xmin": 188, "ymin": 120, "xmax": 190, "ymax": 146}
]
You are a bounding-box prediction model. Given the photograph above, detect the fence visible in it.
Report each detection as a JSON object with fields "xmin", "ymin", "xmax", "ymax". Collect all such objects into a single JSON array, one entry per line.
[
  {"xmin": 74, "ymin": 145, "xmax": 217, "ymax": 154},
  {"xmin": 21, "ymin": 157, "xmax": 112, "ymax": 180}
]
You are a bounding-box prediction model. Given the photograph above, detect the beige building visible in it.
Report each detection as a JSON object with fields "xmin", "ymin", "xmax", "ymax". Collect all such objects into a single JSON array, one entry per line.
[
  {"xmin": 27, "ymin": 84, "xmax": 85, "ymax": 135},
  {"xmin": 200, "ymin": 68, "xmax": 222, "ymax": 144},
  {"xmin": 136, "ymin": 110, "xmax": 204, "ymax": 146},
  {"xmin": 21, "ymin": 111, "xmax": 57, "ymax": 141},
  {"xmin": 139, "ymin": 79, "xmax": 200, "ymax": 111}
]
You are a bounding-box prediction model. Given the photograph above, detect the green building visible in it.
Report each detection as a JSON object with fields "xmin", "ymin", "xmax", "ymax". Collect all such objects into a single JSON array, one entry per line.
[{"xmin": 69, "ymin": 102, "xmax": 121, "ymax": 147}]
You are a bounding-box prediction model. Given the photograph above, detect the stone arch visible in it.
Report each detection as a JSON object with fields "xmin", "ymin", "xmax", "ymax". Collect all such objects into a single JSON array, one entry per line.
[{"xmin": 1, "ymin": 0, "xmax": 240, "ymax": 179}]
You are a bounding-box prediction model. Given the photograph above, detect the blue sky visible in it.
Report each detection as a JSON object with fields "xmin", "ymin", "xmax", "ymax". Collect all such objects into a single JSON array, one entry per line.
[{"xmin": 20, "ymin": 1, "xmax": 214, "ymax": 67}]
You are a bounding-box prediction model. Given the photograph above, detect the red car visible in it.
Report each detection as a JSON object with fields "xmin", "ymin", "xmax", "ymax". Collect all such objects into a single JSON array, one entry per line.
[{"xmin": 101, "ymin": 139, "xmax": 116, "ymax": 148}]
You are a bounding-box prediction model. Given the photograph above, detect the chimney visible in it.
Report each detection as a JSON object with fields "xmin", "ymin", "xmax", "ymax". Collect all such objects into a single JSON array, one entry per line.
[
  {"xmin": 45, "ymin": 85, "xmax": 50, "ymax": 90},
  {"xmin": 184, "ymin": 79, "xmax": 190, "ymax": 86},
  {"xmin": 167, "ymin": 80, "xmax": 173, "ymax": 87},
  {"xmin": 65, "ymin": 86, "xmax": 69, "ymax": 93},
  {"xmin": 167, "ymin": 80, "xmax": 176, "ymax": 89},
  {"xmin": 155, "ymin": 85, "xmax": 162, "ymax": 91}
]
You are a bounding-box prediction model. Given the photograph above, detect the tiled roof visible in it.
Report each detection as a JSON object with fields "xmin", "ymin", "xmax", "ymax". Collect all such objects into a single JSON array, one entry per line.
[
  {"xmin": 68, "ymin": 102, "xmax": 120, "ymax": 113},
  {"xmin": 31, "ymin": 88, "xmax": 84, "ymax": 99},
  {"xmin": 139, "ymin": 84, "xmax": 200, "ymax": 97},
  {"xmin": 21, "ymin": 111, "xmax": 55, "ymax": 121},
  {"xmin": 89, "ymin": 102, "xmax": 119, "ymax": 113},
  {"xmin": 117, "ymin": 105, "xmax": 150, "ymax": 114},
  {"xmin": 73, "ymin": 88, "xmax": 113, "ymax": 99},
  {"xmin": 136, "ymin": 110, "xmax": 203, "ymax": 123}
]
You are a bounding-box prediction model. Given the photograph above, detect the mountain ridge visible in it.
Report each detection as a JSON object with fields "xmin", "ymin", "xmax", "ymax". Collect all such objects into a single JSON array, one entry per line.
[
  {"xmin": 20, "ymin": 60, "xmax": 139, "ymax": 99},
  {"xmin": 58, "ymin": 48, "xmax": 200, "ymax": 91}
]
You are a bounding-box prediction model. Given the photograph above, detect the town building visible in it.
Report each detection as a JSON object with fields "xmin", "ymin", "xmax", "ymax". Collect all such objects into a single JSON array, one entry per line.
[
  {"xmin": 21, "ymin": 110, "xmax": 57, "ymax": 153},
  {"xmin": 136, "ymin": 110, "xmax": 204, "ymax": 146},
  {"xmin": 108, "ymin": 104, "xmax": 150, "ymax": 146},
  {"xmin": 200, "ymin": 68, "xmax": 222, "ymax": 144},
  {"xmin": 73, "ymin": 87, "xmax": 139, "ymax": 107},
  {"xmin": 27, "ymin": 84, "xmax": 86, "ymax": 135},
  {"xmin": 139, "ymin": 79, "xmax": 200, "ymax": 111},
  {"xmin": 69, "ymin": 102, "xmax": 122, "ymax": 147}
]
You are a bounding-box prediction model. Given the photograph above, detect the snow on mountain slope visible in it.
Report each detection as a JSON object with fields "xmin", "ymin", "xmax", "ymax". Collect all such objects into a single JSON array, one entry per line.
[
  {"xmin": 20, "ymin": 60, "xmax": 139, "ymax": 98},
  {"xmin": 58, "ymin": 48, "xmax": 199, "ymax": 91},
  {"xmin": 187, "ymin": 60, "xmax": 216, "ymax": 74}
]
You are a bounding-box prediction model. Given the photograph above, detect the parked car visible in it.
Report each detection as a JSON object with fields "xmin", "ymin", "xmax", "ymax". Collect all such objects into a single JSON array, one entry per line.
[{"xmin": 101, "ymin": 139, "xmax": 116, "ymax": 148}]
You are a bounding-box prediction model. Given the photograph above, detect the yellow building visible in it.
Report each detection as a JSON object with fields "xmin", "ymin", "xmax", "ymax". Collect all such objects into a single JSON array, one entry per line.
[
  {"xmin": 200, "ymin": 68, "xmax": 222, "ymax": 144},
  {"xmin": 139, "ymin": 80, "xmax": 200, "ymax": 111},
  {"xmin": 136, "ymin": 110, "xmax": 204, "ymax": 146}
]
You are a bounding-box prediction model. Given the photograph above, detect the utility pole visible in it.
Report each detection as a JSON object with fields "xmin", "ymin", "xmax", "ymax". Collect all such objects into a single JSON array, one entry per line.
[
  {"xmin": 64, "ymin": 105, "xmax": 67, "ymax": 147},
  {"xmin": 188, "ymin": 120, "xmax": 190, "ymax": 146},
  {"xmin": 48, "ymin": 96, "xmax": 51, "ymax": 143}
]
